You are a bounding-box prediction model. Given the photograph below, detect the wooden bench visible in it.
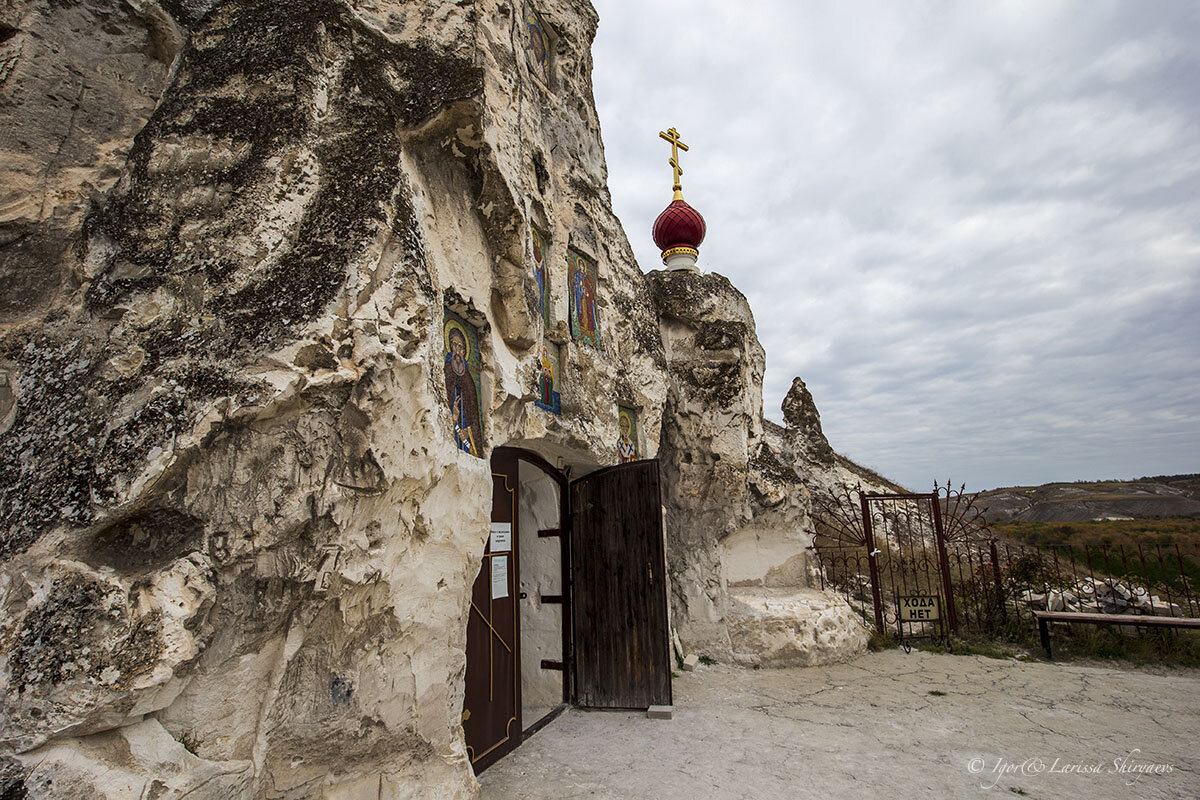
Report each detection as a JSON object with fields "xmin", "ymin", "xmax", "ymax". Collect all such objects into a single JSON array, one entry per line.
[{"xmin": 1033, "ymin": 610, "xmax": 1200, "ymax": 659}]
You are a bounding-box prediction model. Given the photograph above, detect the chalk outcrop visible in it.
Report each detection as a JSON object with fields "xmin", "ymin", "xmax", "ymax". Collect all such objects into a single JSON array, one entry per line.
[
  {"xmin": 1, "ymin": 0, "xmax": 870, "ymax": 796},
  {"xmin": 650, "ymin": 271, "xmax": 868, "ymax": 667},
  {"xmin": 0, "ymin": 1, "xmax": 667, "ymax": 796}
]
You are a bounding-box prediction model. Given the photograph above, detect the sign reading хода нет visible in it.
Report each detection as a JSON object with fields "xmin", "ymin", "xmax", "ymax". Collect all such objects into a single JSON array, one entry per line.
[{"xmin": 899, "ymin": 595, "xmax": 940, "ymax": 622}]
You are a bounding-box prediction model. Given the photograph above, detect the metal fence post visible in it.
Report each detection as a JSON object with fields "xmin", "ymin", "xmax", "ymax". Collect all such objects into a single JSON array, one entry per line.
[
  {"xmin": 860, "ymin": 492, "xmax": 885, "ymax": 635},
  {"xmin": 989, "ymin": 539, "xmax": 1007, "ymax": 626},
  {"xmin": 930, "ymin": 496, "xmax": 959, "ymax": 634}
]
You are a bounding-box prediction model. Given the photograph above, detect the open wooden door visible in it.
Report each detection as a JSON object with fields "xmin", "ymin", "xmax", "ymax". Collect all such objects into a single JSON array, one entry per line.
[
  {"xmin": 570, "ymin": 460, "xmax": 671, "ymax": 709},
  {"xmin": 463, "ymin": 450, "xmax": 521, "ymax": 772}
]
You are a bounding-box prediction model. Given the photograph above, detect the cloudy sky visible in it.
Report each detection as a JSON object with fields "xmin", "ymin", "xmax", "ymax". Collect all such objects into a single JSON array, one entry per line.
[{"xmin": 591, "ymin": 0, "xmax": 1200, "ymax": 491}]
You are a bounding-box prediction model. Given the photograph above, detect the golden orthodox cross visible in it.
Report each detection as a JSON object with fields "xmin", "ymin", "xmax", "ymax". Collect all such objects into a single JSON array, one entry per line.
[{"xmin": 659, "ymin": 127, "xmax": 689, "ymax": 201}]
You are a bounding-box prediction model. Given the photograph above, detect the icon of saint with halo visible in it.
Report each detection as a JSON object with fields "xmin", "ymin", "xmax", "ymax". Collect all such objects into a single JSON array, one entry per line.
[
  {"xmin": 617, "ymin": 407, "xmax": 638, "ymax": 463},
  {"xmin": 444, "ymin": 316, "xmax": 483, "ymax": 457}
]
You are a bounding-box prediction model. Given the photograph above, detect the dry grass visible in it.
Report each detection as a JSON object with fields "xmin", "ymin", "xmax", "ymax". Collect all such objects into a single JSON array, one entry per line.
[{"xmin": 993, "ymin": 516, "xmax": 1200, "ymax": 549}]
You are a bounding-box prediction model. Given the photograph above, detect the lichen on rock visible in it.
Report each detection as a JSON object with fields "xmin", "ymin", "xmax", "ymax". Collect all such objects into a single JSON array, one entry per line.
[{"xmin": 0, "ymin": 0, "xmax": 872, "ymax": 794}]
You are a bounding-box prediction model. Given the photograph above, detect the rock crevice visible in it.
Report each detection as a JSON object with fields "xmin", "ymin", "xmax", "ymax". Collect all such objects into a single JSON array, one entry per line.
[{"xmin": 1, "ymin": 1, "xmax": 872, "ymax": 795}]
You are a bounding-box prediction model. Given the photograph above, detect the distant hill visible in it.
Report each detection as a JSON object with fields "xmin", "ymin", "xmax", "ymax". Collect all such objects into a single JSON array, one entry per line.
[{"xmin": 975, "ymin": 474, "xmax": 1200, "ymax": 523}]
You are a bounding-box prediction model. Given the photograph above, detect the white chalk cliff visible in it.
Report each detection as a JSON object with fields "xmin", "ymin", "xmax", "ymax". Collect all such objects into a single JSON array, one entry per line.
[{"xmin": 0, "ymin": 1, "xmax": 870, "ymax": 796}]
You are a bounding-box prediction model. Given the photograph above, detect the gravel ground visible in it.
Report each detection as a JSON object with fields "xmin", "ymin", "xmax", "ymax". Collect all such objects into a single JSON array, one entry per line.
[{"xmin": 479, "ymin": 649, "xmax": 1200, "ymax": 800}]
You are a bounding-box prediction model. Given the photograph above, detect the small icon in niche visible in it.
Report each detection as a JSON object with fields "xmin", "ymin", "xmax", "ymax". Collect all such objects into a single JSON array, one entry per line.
[
  {"xmin": 617, "ymin": 405, "xmax": 639, "ymax": 463},
  {"xmin": 534, "ymin": 341, "xmax": 561, "ymax": 414},
  {"xmin": 444, "ymin": 310, "xmax": 484, "ymax": 457}
]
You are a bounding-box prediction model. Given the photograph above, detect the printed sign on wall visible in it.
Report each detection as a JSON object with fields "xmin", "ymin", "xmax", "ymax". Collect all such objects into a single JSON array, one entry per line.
[
  {"xmin": 491, "ymin": 555, "xmax": 509, "ymax": 600},
  {"xmin": 490, "ymin": 522, "xmax": 512, "ymax": 553},
  {"xmin": 899, "ymin": 595, "xmax": 940, "ymax": 622}
]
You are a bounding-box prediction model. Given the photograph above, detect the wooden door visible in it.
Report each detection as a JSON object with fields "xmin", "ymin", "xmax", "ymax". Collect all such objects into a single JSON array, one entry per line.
[
  {"xmin": 570, "ymin": 460, "xmax": 671, "ymax": 709},
  {"xmin": 463, "ymin": 451, "xmax": 521, "ymax": 772}
]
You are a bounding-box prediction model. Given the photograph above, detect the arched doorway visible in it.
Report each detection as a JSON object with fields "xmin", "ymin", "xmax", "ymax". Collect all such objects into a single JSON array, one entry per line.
[{"xmin": 462, "ymin": 446, "xmax": 671, "ymax": 773}]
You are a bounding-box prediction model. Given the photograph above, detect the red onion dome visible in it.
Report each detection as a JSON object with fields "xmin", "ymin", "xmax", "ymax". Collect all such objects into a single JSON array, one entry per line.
[{"xmin": 652, "ymin": 198, "xmax": 707, "ymax": 261}]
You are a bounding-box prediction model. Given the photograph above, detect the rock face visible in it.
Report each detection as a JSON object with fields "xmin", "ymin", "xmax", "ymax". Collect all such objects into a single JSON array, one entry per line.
[
  {"xmin": 650, "ymin": 271, "xmax": 868, "ymax": 666},
  {"xmin": 0, "ymin": 0, "xmax": 182, "ymax": 327},
  {"xmin": 650, "ymin": 271, "xmax": 764, "ymax": 653},
  {"xmin": 726, "ymin": 589, "xmax": 869, "ymax": 667},
  {"xmin": 0, "ymin": 0, "xmax": 869, "ymax": 795},
  {"xmin": 780, "ymin": 377, "xmax": 835, "ymax": 466},
  {"xmin": 1, "ymin": 1, "xmax": 666, "ymax": 796}
]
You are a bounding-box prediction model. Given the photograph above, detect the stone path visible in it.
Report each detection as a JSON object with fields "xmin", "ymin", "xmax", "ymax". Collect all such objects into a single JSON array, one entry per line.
[{"xmin": 479, "ymin": 650, "xmax": 1200, "ymax": 800}]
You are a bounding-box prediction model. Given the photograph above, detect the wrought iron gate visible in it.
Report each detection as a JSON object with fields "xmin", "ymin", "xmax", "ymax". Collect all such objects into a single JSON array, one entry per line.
[
  {"xmin": 862, "ymin": 491, "xmax": 954, "ymax": 645},
  {"xmin": 813, "ymin": 482, "xmax": 1005, "ymax": 645}
]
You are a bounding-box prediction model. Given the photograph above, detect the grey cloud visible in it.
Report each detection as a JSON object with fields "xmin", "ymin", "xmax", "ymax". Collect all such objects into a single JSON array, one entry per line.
[{"xmin": 593, "ymin": 0, "xmax": 1199, "ymax": 490}]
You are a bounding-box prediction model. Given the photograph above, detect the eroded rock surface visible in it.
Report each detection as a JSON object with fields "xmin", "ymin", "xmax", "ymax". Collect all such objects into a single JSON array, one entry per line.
[
  {"xmin": 650, "ymin": 270, "xmax": 868, "ymax": 667},
  {"xmin": 780, "ymin": 377, "xmax": 834, "ymax": 466},
  {"xmin": 1, "ymin": 1, "xmax": 666, "ymax": 796},
  {"xmin": 726, "ymin": 589, "xmax": 868, "ymax": 667},
  {"xmin": 650, "ymin": 270, "xmax": 764, "ymax": 654},
  {"xmin": 2, "ymin": 0, "xmax": 884, "ymax": 794}
]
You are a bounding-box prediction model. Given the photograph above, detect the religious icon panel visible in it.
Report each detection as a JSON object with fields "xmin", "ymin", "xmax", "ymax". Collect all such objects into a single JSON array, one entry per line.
[
  {"xmin": 443, "ymin": 309, "xmax": 484, "ymax": 458},
  {"xmin": 531, "ymin": 225, "xmax": 551, "ymax": 327},
  {"xmin": 567, "ymin": 248, "xmax": 600, "ymax": 348},
  {"xmin": 617, "ymin": 405, "xmax": 639, "ymax": 463},
  {"xmin": 534, "ymin": 339, "xmax": 561, "ymax": 415},
  {"xmin": 524, "ymin": 7, "xmax": 552, "ymax": 85}
]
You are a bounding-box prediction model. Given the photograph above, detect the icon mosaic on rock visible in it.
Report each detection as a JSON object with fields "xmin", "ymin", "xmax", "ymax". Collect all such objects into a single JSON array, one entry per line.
[
  {"xmin": 617, "ymin": 405, "xmax": 639, "ymax": 463},
  {"xmin": 567, "ymin": 248, "xmax": 599, "ymax": 348},
  {"xmin": 534, "ymin": 339, "xmax": 561, "ymax": 415},
  {"xmin": 524, "ymin": 7, "xmax": 552, "ymax": 85},
  {"xmin": 443, "ymin": 308, "xmax": 484, "ymax": 457}
]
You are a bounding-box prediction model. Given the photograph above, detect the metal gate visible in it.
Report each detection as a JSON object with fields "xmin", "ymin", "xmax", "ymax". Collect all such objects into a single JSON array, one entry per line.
[
  {"xmin": 861, "ymin": 491, "xmax": 954, "ymax": 645},
  {"xmin": 813, "ymin": 482, "xmax": 1005, "ymax": 645}
]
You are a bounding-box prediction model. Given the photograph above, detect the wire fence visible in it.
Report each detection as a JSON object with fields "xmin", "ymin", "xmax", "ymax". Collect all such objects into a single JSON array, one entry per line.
[
  {"xmin": 988, "ymin": 539, "xmax": 1200, "ymax": 624},
  {"xmin": 812, "ymin": 483, "xmax": 1200, "ymax": 640}
]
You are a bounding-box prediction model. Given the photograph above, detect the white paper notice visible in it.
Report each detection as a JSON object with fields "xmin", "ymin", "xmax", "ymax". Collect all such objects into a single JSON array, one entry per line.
[
  {"xmin": 489, "ymin": 522, "xmax": 512, "ymax": 552},
  {"xmin": 490, "ymin": 555, "xmax": 509, "ymax": 600}
]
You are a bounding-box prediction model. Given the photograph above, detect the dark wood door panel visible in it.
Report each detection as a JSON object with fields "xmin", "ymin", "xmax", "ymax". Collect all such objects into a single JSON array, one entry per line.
[{"xmin": 571, "ymin": 460, "xmax": 671, "ymax": 709}]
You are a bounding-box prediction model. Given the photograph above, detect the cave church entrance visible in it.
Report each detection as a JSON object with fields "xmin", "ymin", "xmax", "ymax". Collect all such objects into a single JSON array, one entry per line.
[{"xmin": 463, "ymin": 452, "xmax": 670, "ymax": 772}]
